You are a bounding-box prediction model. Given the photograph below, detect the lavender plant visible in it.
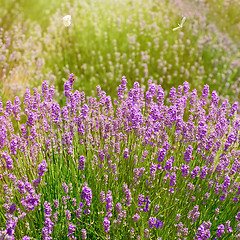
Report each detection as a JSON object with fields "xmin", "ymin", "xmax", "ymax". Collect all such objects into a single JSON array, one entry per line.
[{"xmin": 0, "ymin": 74, "xmax": 240, "ymax": 239}]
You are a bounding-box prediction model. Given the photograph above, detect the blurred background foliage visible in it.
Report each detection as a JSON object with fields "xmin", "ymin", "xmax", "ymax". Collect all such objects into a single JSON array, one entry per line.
[{"xmin": 0, "ymin": 0, "xmax": 239, "ymax": 106}]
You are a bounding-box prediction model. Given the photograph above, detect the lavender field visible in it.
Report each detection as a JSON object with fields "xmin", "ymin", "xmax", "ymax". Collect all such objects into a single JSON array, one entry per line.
[{"xmin": 0, "ymin": 0, "xmax": 240, "ymax": 239}]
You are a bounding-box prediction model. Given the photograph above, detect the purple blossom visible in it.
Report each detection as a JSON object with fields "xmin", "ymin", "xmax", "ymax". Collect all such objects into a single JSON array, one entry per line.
[
  {"xmin": 210, "ymin": 91, "xmax": 219, "ymax": 107},
  {"xmin": 65, "ymin": 210, "xmax": 71, "ymax": 222},
  {"xmin": 157, "ymin": 148, "xmax": 166, "ymax": 163},
  {"xmin": 225, "ymin": 220, "xmax": 233, "ymax": 233},
  {"xmin": 38, "ymin": 160, "xmax": 48, "ymax": 177},
  {"xmin": 22, "ymin": 236, "xmax": 31, "ymax": 240},
  {"xmin": 169, "ymin": 172, "xmax": 176, "ymax": 186},
  {"xmin": 148, "ymin": 217, "xmax": 156, "ymax": 229},
  {"xmin": 236, "ymin": 211, "xmax": 240, "ymax": 221},
  {"xmin": 103, "ymin": 217, "xmax": 110, "ymax": 232},
  {"xmin": 123, "ymin": 184, "xmax": 132, "ymax": 206},
  {"xmin": 67, "ymin": 223, "xmax": 76, "ymax": 238},
  {"xmin": 81, "ymin": 229, "xmax": 87, "ymax": 239},
  {"xmin": 42, "ymin": 201, "xmax": 54, "ymax": 240},
  {"xmin": 62, "ymin": 182, "xmax": 69, "ymax": 194},
  {"xmin": 191, "ymin": 166, "xmax": 200, "ymax": 178},
  {"xmin": 2, "ymin": 152, "xmax": 13, "ymax": 170},
  {"xmin": 169, "ymin": 87, "xmax": 176, "ymax": 104},
  {"xmin": 105, "ymin": 190, "xmax": 113, "ymax": 213},
  {"xmin": 216, "ymin": 224, "xmax": 225, "ymax": 238},
  {"xmin": 32, "ymin": 177, "xmax": 41, "ymax": 190},
  {"xmin": 100, "ymin": 191, "xmax": 105, "ymax": 203},
  {"xmin": 123, "ymin": 148, "xmax": 129, "ymax": 159},
  {"xmin": 116, "ymin": 203, "xmax": 122, "ymax": 213},
  {"xmin": 143, "ymin": 196, "xmax": 151, "ymax": 212},
  {"xmin": 81, "ymin": 183, "xmax": 92, "ymax": 207},
  {"xmin": 155, "ymin": 218, "xmax": 164, "ymax": 229},
  {"xmin": 233, "ymin": 197, "xmax": 239, "ymax": 203},
  {"xmin": 9, "ymin": 203, "xmax": 16, "ymax": 214},
  {"xmin": 79, "ymin": 155, "xmax": 86, "ymax": 170},
  {"xmin": 138, "ymin": 194, "xmax": 145, "ymax": 207},
  {"xmin": 229, "ymin": 101, "xmax": 238, "ymax": 117},
  {"xmin": 184, "ymin": 145, "xmax": 193, "ymax": 163},
  {"xmin": 21, "ymin": 193, "xmax": 41, "ymax": 211},
  {"xmin": 194, "ymin": 221, "xmax": 211, "ymax": 240},
  {"xmin": 181, "ymin": 164, "xmax": 190, "ymax": 177},
  {"xmin": 132, "ymin": 213, "xmax": 140, "ymax": 222},
  {"xmin": 54, "ymin": 200, "xmax": 59, "ymax": 209}
]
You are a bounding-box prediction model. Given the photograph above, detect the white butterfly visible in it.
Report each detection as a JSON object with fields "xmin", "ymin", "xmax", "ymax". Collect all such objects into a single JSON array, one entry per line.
[
  {"xmin": 173, "ymin": 17, "xmax": 186, "ymax": 31},
  {"xmin": 63, "ymin": 15, "xmax": 71, "ymax": 27}
]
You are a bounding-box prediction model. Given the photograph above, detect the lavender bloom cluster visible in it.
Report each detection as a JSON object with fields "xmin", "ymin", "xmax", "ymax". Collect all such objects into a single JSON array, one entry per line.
[{"xmin": 0, "ymin": 74, "xmax": 240, "ymax": 239}]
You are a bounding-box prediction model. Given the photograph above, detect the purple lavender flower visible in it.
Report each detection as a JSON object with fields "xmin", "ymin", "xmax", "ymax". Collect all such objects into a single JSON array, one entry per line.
[
  {"xmin": 21, "ymin": 193, "xmax": 41, "ymax": 211},
  {"xmin": 116, "ymin": 203, "xmax": 122, "ymax": 213},
  {"xmin": 191, "ymin": 166, "xmax": 200, "ymax": 178},
  {"xmin": 38, "ymin": 160, "xmax": 48, "ymax": 177},
  {"xmin": 42, "ymin": 201, "xmax": 54, "ymax": 240},
  {"xmin": 210, "ymin": 90, "xmax": 219, "ymax": 107},
  {"xmin": 184, "ymin": 145, "xmax": 193, "ymax": 163},
  {"xmin": 194, "ymin": 221, "xmax": 211, "ymax": 240},
  {"xmin": 169, "ymin": 87, "xmax": 176, "ymax": 104},
  {"xmin": 148, "ymin": 217, "xmax": 156, "ymax": 229},
  {"xmin": 81, "ymin": 183, "xmax": 92, "ymax": 207},
  {"xmin": 123, "ymin": 148, "xmax": 129, "ymax": 159},
  {"xmin": 64, "ymin": 80, "xmax": 73, "ymax": 98},
  {"xmin": 132, "ymin": 213, "xmax": 140, "ymax": 222},
  {"xmin": 123, "ymin": 184, "xmax": 132, "ymax": 206},
  {"xmin": 100, "ymin": 191, "xmax": 105, "ymax": 203},
  {"xmin": 79, "ymin": 155, "xmax": 86, "ymax": 170},
  {"xmin": 225, "ymin": 220, "xmax": 233, "ymax": 233},
  {"xmin": 233, "ymin": 197, "xmax": 239, "ymax": 203},
  {"xmin": 105, "ymin": 190, "xmax": 113, "ymax": 213},
  {"xmin": 117, "ymin": 76, "xmax": 127, "ymax": 100},
  {"xmin": 144, "ymin": 228, "xmax": 151, "ymax": 239},
  {"xmin": 65, "ymin": 210, "xmax": 71, "ymax": 222},
  {"xmin": 42, "ymin": 81, "xmax": 49, "ymax": 100},
  {"xmin": 155, "ymin": 218, "xmax": 164, "ymax": 229},
  {"xmin": 138, "ymin": 194, "xmax": 145, "ymax": 207},
  {"xmin": 44, "ymin": 201, "xmax": 52, "ymax": 218},
  {"xmin": 62, "ymin": 182, "xmax": 69, "ymax": 194},
  {"xmin": 170, "ymin": 172, "xmax": 176, "ymax": 186},
  {"xmin": 103, "ymin": 217, "xmax": 110, "ymax": 232},
  {"xmin": 157, "ymin": 85, "xmax": 164, "ymax": 105},
  {"xmin": 32, "ymin": 177, "xmax": 41, "ymax": 190},
  {"xmin": 200, "ymin": 166, "xmax": 208, "ymax": 179},
  {"xmin": 181, "ymin": 164, "xmax": 190, "ymax": 177},
  {"xmin": 164, "ymin": 156, "xmax": 175, "ymax": 170},
  {"xmin": 183, "ymin": 81, "xmax": 190, "ymax": 97},
  {"xmin": 229, "ymin": 101, "xmax": 238, "ymax": 117},
  {"xmin": 143, "ymin": 196, "xmax": 151, "ymax": 212},
  {"xmin": 2, "ymin": 152, "xmax": 13, "ymax": 170},
  {"xmin": 81, "ymin": 229, "xmax": 87, "ymax": 239},
  {"xmin": 201, "ymin": 84, "xmax": 209, "ymax": 100},
  {"xmin": 54, "ymin": 200, "xmax": 59, "ymax": 210},
  {"xmin": 154, "ymin": 204, "xmax": 160, "ymax": 214},
  {"xmin": 157, "ymin": 148, "xmax": 166, "ymax": 163},
  {"xmin": 190, "ymin": 89, "xmax": 198, "ymax": 106},
  {"xmin": 236, "ymin": 211, "xmax": 240, "ymax": 221},
  {"xmin": 169, "ymin": 188, "xmax": 174, "ymax": 194},
  {"xmin": 22, "ymin": 236, "xmax": 31, "ymax": 240},
  {"xmin": 67, "ymin": 223, "xmax": 76, "ymax": 238},
  {"xmin": 216, "ymin": 224, "xmax": 225, "ymax": 238}
]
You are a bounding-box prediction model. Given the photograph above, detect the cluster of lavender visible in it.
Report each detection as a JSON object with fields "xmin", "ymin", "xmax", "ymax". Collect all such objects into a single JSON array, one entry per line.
[{"xmin": 0, "ymin": 74, "xmax": 240, "ymax": 239}]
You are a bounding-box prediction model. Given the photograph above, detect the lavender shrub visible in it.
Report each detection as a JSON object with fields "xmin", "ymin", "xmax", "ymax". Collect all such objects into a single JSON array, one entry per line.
[{"xmin": 0, "ymin": 74, "xmax": 240, "ymax": 239}]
